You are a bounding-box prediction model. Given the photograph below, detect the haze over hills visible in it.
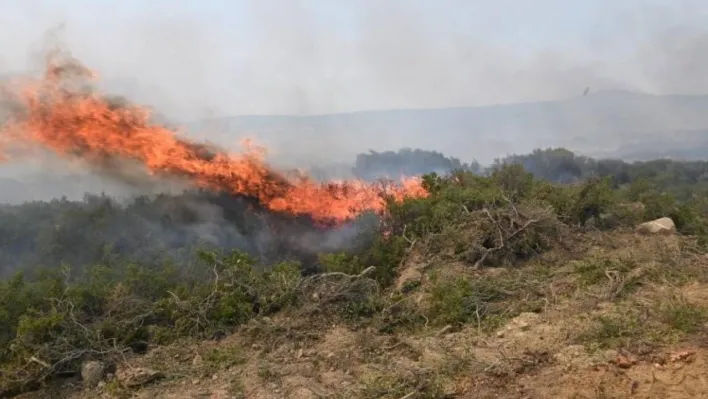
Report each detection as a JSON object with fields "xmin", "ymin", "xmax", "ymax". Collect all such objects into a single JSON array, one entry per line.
[
  {"xmin": 2, "ymin": 87, "xmax": 708, "ymax": 205},
  {"xmin": 190, "ymin": 90, "xmax": 708, "ymax": 165}
]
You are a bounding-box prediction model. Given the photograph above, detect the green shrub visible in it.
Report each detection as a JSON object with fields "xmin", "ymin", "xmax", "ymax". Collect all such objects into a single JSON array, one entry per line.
[
  {"xmin": 427, "ymin": 274, "xmax": 510, "ymax": 328},
  {"xmin": 572, "ymin": 177, "xmax": 616, "ymax": 226}
]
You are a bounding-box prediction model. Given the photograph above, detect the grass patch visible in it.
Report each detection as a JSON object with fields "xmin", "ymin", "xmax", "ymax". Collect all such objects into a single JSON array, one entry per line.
[
  {"xmin": 227, "ymin": 377, "xmax": 246, "ymax": 399},
  {"xmin": 257, "ymin": 362, "xmax": 279, "ymax": 382},
  {"xmin": 574, "ymin": 258, "xmax": 639, "ymax": 287},
  {"xmin": 426, "ymin": 265, "xmax": 552, "ymax": 330},
  {"xmin": 658, "ymin": 296, "xmax": 708, "ymax": 334},
  {"xmin": 572, "ymin": 257, "xmax": 644, "ymax": 300},
  {"xmin": 577, "ymin": 312, "xmax": 648, "ymax": 351},
  {"xmin": 578, "ymin": 294, "xmax": 708, "ymax": 352},
  {"xmin": 355, "ymin": 369, "xmax": 445, "ymax": 399},
  {"xmin": 201, "ymin": 343, "xmax": 247, "ymax": 370}
]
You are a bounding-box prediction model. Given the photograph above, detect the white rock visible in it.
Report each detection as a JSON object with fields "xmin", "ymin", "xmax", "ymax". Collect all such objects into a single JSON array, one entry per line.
[
  {"xmin": 116, "ymin": 367, "xmax": 163, "ymax": 388},
  {"xmin": 636, "ymin": 217, "xmax": 676, "ymax": 235},
  {"xmin": 81, "ymin": 361, "xmax": 106, "ymax": 388}
]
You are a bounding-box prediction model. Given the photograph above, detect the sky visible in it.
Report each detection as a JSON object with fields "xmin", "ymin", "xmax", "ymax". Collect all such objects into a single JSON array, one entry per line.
[{"xmin": 1, "ymin": 0, "xmax": 708, "ymax": 119}]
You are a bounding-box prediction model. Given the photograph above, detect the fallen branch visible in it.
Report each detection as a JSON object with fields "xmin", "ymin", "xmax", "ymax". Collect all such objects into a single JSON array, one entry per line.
[
  {"xmin": 401, "ymin": 225, "xmax": 417, "ymax": 249},
  {"xmin": 398, "ymin": 392, "xmax": 417, "ymax": 399},
  {"xmin": 298, "ymin": 266, "xmax": 376, "ymax": 285},
  {"xmin": 296, "ymin": 266, "xmax": 379, "ymax": 311},
  {"xmin": 472, "ymin": 206, "xmax": 540, "ymax": 269},
  {"xmin": 28, "ymin": 357, "xmax": 50, "ymax": 369}
]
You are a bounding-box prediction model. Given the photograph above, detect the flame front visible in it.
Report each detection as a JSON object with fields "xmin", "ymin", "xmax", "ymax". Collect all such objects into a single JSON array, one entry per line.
[{"xmin": 0, "ymin": 53, "xmax": 428, "ymax": 224}]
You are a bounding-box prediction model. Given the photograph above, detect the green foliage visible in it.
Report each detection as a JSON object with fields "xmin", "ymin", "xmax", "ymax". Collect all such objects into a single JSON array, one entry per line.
[
  {"xmin": 427, "ymin": 276, "xmax": 505, "ymax": 326},
  {"xmin": 353, "ymin": 148, "xmax": 481, "ymax": 181},
  {"xmin": 318, "ymin": 233, "xmax": 407, "ymax": 286},
  {"xmin": 489, "ymin": 163, "xmax": 534, "ymax": 201},
  {"xmin": 573, "ymin": 177, "xmax": 616, "ymax": 225},
  {"xmin": 383, "ymin": 166, "xmax": 563, "ymax": 268},
  {"xmin": 574, "ymin": 258, "xmax": 638, "ymax": 287},
  {"xmin": 426, "ymin": 267, "xmax": 550, "ymax": 330},
  {"xmin": 0, "ymin": 250, "xmax": 302, "ymax": 393},
  {"xmin": 357, "ymin": 369, "xmax": 445, "ymax": 399},
  {"xmin": 578, "ymin": 296, "xmax": 708, "ymax": 351},
  {"xmin": 530, "ymin": 181, "xmax": 578, "ymax": 222},
  {"xmin": 341, "ymin": 295, "xmax": 384, "ymax": 321},
  {"xmin": 658, "ymin": 297, "xmax": 708, "ymax": 335},
  {"xmin": 201, "ymin": 343, "xmax": 247, "ymax": 370},
  {"xmin": 495, "ymin": 147, "xmax": 590, "ymax": 183},
  {"xmin": 578, "ymin": 313, "xmax": 646, "ymax": 350}
]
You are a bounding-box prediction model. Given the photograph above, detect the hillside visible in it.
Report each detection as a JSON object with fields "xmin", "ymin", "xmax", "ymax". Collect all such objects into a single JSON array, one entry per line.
[
  {"xmin": 3, "ymin": 158, "xmax": 708, "ymax": 398},
  {"xmin": 189, "ymin": 91, "xmax": 708, "ymax": 164}
]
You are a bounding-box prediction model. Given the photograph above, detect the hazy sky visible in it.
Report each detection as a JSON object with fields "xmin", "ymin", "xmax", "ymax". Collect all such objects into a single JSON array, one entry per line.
[{"xmin": 1, "ymin": 0, "xmax": 708, "ymax": 118}]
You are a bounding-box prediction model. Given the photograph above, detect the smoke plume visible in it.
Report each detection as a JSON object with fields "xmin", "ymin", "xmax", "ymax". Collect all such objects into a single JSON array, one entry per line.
[{"xmin": 3, "ymin": 1, "xmax": 708, "ymax": 163}]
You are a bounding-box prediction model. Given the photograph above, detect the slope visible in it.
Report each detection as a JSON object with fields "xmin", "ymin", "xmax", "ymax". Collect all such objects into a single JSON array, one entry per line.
[{"xmin": 6, "ymin": 164, "xmax": 708, "ymax": 399}]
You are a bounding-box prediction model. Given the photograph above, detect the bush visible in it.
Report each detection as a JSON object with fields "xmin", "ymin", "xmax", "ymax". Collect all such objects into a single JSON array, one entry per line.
[{"xmin": 384, "ymin": 168, "xmax": 563, "ymax": 268}]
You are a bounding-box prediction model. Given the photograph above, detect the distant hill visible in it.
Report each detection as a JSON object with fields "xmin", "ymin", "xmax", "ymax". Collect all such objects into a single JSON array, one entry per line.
[
  {"xmin": 592, "ymin": 128, "xmax": 708, "ymax": 161},
  {"xmin": 188, "ymin": 90, "xmax": 708, "ymax": 164}
]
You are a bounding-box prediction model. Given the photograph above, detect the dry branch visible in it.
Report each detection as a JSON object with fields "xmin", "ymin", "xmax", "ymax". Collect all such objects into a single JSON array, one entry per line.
[
  {"xmin": 296, "ymin": 266, "xmax": 379, "ymax": 313},
  {"xmin": 472, "ymin": 204, "xmax": 543, "ymax": 269}
]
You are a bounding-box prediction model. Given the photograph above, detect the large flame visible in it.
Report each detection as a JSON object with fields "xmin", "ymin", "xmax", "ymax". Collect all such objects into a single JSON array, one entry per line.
[{"xmin": 0, "ymin": 52, "xmax": 427, "ymax": 224}]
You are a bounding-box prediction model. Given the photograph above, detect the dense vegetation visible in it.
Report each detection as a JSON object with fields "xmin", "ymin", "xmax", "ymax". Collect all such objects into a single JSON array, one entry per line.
[
  {"xmin": 352, "ymin": 148, "xmax": 482, "ymax": 180},
  {"xmin": 495, "ymin": 147, "xmax": 708, "ymax": 196},
  {"xmin": 2, "ymin": 147, "xmax": 708, "ymax": 396},
  {"xmin": 0, "ymin": 190, "xmax": 378, "ymax": 277}
]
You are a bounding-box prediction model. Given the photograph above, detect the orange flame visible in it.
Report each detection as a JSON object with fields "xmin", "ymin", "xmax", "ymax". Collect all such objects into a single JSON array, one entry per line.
[{"xmin": 0, "ymin": 53, "xmax": 428, "ymax": 224}]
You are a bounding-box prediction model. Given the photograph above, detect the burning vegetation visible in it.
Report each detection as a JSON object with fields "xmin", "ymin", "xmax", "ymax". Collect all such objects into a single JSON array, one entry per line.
[{"xmin": 0, "ymin": 50, "xmax": 427, "ymax": 225}]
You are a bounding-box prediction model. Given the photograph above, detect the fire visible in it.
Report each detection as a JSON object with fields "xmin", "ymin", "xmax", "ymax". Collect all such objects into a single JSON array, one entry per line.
[{"xmin": 0, "ymin": 52, "xmax": 428, "ymax": 224}]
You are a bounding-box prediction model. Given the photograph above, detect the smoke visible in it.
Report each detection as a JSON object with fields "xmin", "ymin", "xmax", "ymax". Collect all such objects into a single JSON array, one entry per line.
[
  {"xmin": 0, "ymin": 188, "xmax": 379, "ymax": 277},
  {"xmin": 2, "ymin": 1, "xmax": 708, "ymax": 164},
  {"xmin": 0, "ymin": 2, "xmax": 705, "ymax": 260},
  {"xmin": 2, "ymin": 1, "xmax": 701, "ymax": 113}
]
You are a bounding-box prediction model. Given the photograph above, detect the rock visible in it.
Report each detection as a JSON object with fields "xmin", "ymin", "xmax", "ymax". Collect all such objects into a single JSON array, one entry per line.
[
  {"xmin": 615, "ymin": 354, "xmax": 638, "ymax": 369},
  {"xmin": 211, "ymin": 330, "xmax": 226, "ymax": 341},
  {"xmin": 81, "ymin": 361, "xmax": 106, "ymax": 388},
  {"xmin": 602, "ymin": 349, "xmax": 620, "ymax": 362},
  {"xmin": 116, "ymin": 367, "xmax": 163, "ymax": 388},
  {"xmin": 636, "ymin": 217, "xmax": 676, "ymax": 235},
  {"xmin": 669, "ymin": 349, "xmax": 696, "ymax": 363},
  {"xmin": 192, "ymin": 354, "xmax": 203, "ymax": 366}
]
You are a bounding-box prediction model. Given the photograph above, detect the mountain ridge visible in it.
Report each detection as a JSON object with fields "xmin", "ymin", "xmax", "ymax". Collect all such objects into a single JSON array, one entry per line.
[{"xmin": 187, "ymin": 90, "xmax": 708, "ymax": 164}]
